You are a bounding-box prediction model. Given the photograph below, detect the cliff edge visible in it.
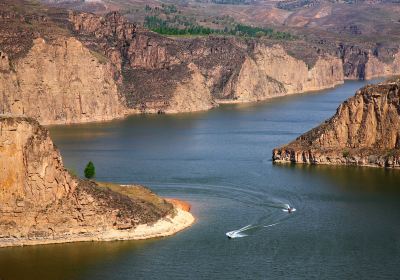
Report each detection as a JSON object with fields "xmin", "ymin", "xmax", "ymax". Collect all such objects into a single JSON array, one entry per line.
[
  {"xmin": 272, "ymin": 78, "xmax": 400, "ymax": 168},
  {"xmin": 1, "ymin": 1, "xmax": 400, "ymax": 125},
  {"xmin": 0, "ymin": 115, "xmax": 194, "ymax": 247}
]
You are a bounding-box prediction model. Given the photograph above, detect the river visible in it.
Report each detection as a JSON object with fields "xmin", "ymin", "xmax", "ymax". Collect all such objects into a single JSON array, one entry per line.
[{"xmin": 1, "ymin": 79, "xmax": 399, "ymax": 279}]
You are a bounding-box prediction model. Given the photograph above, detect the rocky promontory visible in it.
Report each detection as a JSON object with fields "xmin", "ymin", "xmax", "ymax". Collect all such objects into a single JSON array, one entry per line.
[
  {"xmin": 0, "ymin": 115, "xmax": 194, "ymax": 247},
  {"xmin": 272, "ymin": 78, "xmax": 400, "ymax": 168}
]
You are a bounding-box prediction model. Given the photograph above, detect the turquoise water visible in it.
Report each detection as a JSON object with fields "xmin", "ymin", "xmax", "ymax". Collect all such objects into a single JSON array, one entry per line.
[{"xmin": 1, "ymin": 80, "xmax": 400, "ymax": 279}]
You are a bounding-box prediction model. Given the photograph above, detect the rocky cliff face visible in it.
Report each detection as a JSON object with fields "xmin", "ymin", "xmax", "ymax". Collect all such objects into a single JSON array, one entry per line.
[
  {"xmin": 338, "ymin": 43, "xmax": 400, "ymax": 80},
  {"xmin": 0, "ymin": 37, "xmax": 127, "ymax": 125},
  {"xmin": 1, "ymin": 2, "xmax": 400, "ymax": 124},
  {"xmin": 68, "ymin": 12, "xmax": 345, "ymax": 111},
  {"xmin": 272, "ymin": 78, "xmax": 400, "ymax": 168},
  {"xmin": 231, "ymin": 45, "xmax": 344, "ymax": 102},
  {"xmin": 0, "ymin": 115, "xmax": 195, "ymax": 247},
  {"xmin": 364, "ymin": 52, "xmax": 400, "ymax": 80}
]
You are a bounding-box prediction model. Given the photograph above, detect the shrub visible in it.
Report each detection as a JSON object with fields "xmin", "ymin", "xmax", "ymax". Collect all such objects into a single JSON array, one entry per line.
[{"xmin": 84, "ymin": 161, "xmax": 96, "ymax": 179}]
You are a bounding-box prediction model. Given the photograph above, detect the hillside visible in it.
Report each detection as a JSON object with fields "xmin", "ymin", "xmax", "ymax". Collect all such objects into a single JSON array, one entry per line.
[
  {"xmin": 0, "ymin": 115, "xmax": 194, "ymax": 247},
  {"xmin": 1, "ymin": 0, "xmax": 400, "ymax": 125},
  {"xmin": 272, "ymin": 78, "xmax": 400, "ymax": 168},
  {"xmin": 45, "ymin": 0, "xmax": 400, "ymax": 42}
]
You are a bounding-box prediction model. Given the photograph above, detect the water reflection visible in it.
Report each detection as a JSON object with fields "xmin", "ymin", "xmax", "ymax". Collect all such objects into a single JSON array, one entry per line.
[
  {"xmin": 273, "ymin": 163, "xmax": 400, "ymax": 194},
  {"xmin": 0, "ymin": 239, "xmax": 157, "ymax": 280}
]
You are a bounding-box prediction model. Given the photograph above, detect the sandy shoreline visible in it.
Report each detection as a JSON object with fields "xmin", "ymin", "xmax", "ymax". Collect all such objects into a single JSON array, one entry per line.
[
  {"xmin": 165, "ymin": 198, "xmax": 192, "ymax": 212},
  {"xmin": 0, "ymin": 203, "xmax": 195, "ymax": 248}
]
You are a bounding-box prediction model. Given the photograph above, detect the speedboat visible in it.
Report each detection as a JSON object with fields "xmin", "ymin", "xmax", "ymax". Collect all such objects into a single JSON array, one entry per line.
[
  {"xmin": 283, "ymin": 206, "xmax": 296, "ymax": 213},
  {"xmin": 226, "ymin": 224, "xmax": 252, "ymax": 239}
]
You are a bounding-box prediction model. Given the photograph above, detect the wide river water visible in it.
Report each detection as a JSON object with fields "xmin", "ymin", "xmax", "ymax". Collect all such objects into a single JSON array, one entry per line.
[{"xmin": 1, "ymin": 80, "xmax": 400, "ymax": 279}]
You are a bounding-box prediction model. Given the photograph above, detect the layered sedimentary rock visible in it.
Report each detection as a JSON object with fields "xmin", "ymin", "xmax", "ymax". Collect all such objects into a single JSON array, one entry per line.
[
  {"xmin": 69, "ymin": 12, "xmax": 344, "ymax": 111},
  {"xmin": 1, "ymin": 2, "xmax": 400, "ymax": 124},
  {"xmin": 364, "ymin": 52, "xmax": 400, "ymax": 80},
  {"xmin": 0, "ymin": 37, "xmax": 126, "ymax": 125},
  {"xmin": 272, "ymin": 78, "xmax": 400, "ymax": 168},
  {"xmin": 338, "ymin": 44, "xmax": 400, "ymax": 80},
  {"xmin": 230, "ymin": 45, "xmax": 344, "ymax": 102},
  {"xmin": 0, "ymin": 115, "xmax": 194, "ymax": 247}
]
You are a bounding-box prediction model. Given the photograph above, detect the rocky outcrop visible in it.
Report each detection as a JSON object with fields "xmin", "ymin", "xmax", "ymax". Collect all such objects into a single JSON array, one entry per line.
[
  {"xmin": 364, "ymin": 52, "xmax": 400, "ymax": 80},
  {"xmin": 0, "ymin": 115, "xmax": 194, "ymax": 247},
  {"xmin": 338, "ymin": 44, "xmax": 400, "ymax": 80},
  {"xmin": 62, "ymin": 11, "xmax": 400, "ymax": 117},
  {"xmin": 0, "ymin": 37, "xmax": 127, "ymax": 125},
  {"xmin": 69, "ymin": 12, "xmax": 345, "ymax": 110},
  {"xmin": 2, "ymin": 2, "xmax": 400, "ymax": 124},
  {"xmin": 272, "ymin": 78, "xmax": 400, "ymax": 168},
  {"xmin": 230, "ymin": 45, "xmax": 343, "ymax": 102}
]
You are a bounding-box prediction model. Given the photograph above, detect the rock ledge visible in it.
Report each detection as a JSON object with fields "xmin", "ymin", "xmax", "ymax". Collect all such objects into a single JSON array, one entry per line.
[{"xmin": 272, "ymin": 78, "xmax": 400, "ymax": 168}]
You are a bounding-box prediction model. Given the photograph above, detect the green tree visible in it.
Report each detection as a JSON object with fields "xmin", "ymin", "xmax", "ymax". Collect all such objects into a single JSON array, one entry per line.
[{"xmin": 84, "ymin": 161, "xmax": 96, "ymax": 179}]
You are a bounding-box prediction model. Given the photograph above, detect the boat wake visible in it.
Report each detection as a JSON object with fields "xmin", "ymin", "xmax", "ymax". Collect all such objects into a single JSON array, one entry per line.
[
  {"xmin": 226, "ymin": 203, "xmax": 296, "ymax": 239},
  {"xmin": 226, "ymin": 222, "xmax": 280, "ymax": 239},
  {"xmin": 282, "ymin": 203, "xmax": 296, "ymax": 213},
  {"xmin": 132, "ymin": 181, "xmax": 298, "ymax": 240},
  {"xmin": 226, "ymin": 224, "xmax": 254, "ymax": 239}
]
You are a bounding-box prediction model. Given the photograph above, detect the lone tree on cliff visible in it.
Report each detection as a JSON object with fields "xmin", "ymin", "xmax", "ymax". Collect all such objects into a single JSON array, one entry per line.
[{"xmin": 84, "ymin": 161, "xmax": 96, "ymax": 179}]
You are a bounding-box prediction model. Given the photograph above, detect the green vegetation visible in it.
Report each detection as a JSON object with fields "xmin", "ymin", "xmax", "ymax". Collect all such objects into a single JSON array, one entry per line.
[
  {"xmin": 145, "ymin": 16, "xmax": 214, "ymax": 35},
  {"xmin": 84, "ymin": 161, "xmax": 96, "ymax": 179},
  {"xmin": 144, "ymin": 15, "xmax": 295, "ymax": 39},
  {"xmin": 342, "ymin": 149, "xmax": 350, "ymax": 158},
  {"xmin": 140, "ymin": 3, "xmax": 294, "ymax": 39}
]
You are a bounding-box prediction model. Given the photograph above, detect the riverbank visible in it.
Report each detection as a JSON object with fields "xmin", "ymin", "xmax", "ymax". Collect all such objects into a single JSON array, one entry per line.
[
  {"xmin": 44, "ymin": 76, "xmax": 394, "ymax": 127},
  {"xmin": 0, "ymin": 115, "xmax": 195, "ymax": 248},
  {"xmin": 0, "ymin": 206, "xmax": 194, "ymax": 248}
]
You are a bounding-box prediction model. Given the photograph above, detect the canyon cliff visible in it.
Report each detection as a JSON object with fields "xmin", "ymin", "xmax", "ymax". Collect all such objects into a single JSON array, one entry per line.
[
  {"xmin": 337, "ymin": 43, "xmax": 400, "ymax": 80},
  {"xmin": 272, "ymin": 78, "xmax": 400, "ymax": 168},
  {"xmin": 69, "ymin": 11, "xmax": 344, "ymax": 111},
  {"xmin": 0, "ymin": 38, "xmax": 126, "ymax": 125},
  {"xmin": 0, "ymin": 115, "xmax": 194, "ymax": 247},
  {"xmin": 1, "ymin": 1, "xmax": 400, "ymax": 125}
]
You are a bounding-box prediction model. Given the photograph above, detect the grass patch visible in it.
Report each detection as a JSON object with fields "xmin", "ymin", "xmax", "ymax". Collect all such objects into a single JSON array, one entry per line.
[{"xmin": 96, "ymin": 181, "xmax": 173, "ymax": 213}]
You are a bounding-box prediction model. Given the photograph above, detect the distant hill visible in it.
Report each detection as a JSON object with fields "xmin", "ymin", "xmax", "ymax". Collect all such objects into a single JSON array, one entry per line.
[{"xmin": 41, "ymin": 0, "xmax": 400, "ymax": 44}]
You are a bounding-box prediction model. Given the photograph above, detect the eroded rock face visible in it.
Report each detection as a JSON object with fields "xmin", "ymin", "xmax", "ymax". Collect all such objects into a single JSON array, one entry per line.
[
  {"xmin": 2, "ymin": 4, "xmax": 400, "ymax": 124},
  {"xmin": 231, "ymin": 45, "xmax": 344, "ymax": 102},
  {"xmin": 68, "ymin": 12, "xmax": 345, "ymax": 112},
  {"xmin": 272, "ymin": 78, "xmax": 400, "ymax": 168},
  {"xmin": 0, "ymin": 116, "xmax": 175, "ymax": 247},
  {"xmin": 0, "ymin": 37, "xmax": 127, "ymax": 125},
  {"xmin": 338, "ymin": 44, "xmax": 400, "ymax": 80}
]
